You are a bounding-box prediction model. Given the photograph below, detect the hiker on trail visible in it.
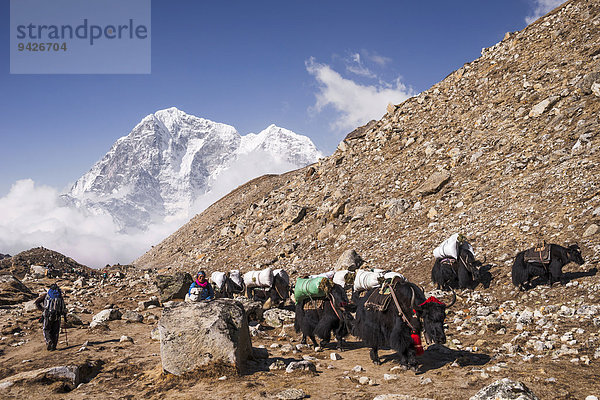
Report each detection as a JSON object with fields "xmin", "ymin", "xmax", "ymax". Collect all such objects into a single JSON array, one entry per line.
[
  {"xmin": 187, "ymin": 271, "xmax": 214, "ymax": 301},
  {"xmin": 34, "ymin": 283, "xmax": 67, "ymax": 351}
]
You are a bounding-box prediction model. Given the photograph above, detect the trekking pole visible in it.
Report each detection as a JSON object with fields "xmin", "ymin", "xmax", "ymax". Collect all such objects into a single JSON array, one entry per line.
[{"xmin": 63, "ymin": 326, "xmax": 68, "ymax": 347}]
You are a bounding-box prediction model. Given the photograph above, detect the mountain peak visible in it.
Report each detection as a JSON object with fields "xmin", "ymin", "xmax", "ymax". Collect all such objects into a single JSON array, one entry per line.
[
  {"xmin": 68, "ymin": 110, "xmax": 322, "ymax": 231},
  {"xmin": 153, "ymin": 107, "xmax": 188, "ymax": 124}
]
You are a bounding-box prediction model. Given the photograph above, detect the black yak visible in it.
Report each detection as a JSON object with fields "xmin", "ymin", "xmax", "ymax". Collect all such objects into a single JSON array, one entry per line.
[
  {"xmin": 246, "ymin": 273, "xmax": 291, "ymax": 309},
  {"xmin": 352, "ymin": 277, "xmax": 455, "ymax": 368},
  {"xmin": 294, "ymin": 283, "xmax": 354, "ymax": 350},
  {"xmin": 431, "ymin": 246, "xmax": 481, "ymax": 290},
  {"xmin": 512, "ymin": 243, "xmax": 584, "ymax": 290}
]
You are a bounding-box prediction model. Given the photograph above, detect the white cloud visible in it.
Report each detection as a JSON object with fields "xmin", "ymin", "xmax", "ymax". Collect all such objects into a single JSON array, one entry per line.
[
  {"xmin": 0, "ymin": 179, "xmax": 180, "ymax": 268},
  {"xmin": 306, "ymin": 57, "xmax": 413, "ymax": 131},
  {"xmin": 361, "ymin": 49, "xmax": 392, "ymax": 67},
  {"xmin": 525, "ymin": 0, "xmax": 565, "ymax": 24},
  {"xmin": 345, "ymin": 53, "xmax": 377, "ymax": 79}
]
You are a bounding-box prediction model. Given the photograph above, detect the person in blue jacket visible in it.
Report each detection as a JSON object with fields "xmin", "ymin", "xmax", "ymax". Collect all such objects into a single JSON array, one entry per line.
[{"xmin": 188, "ymin": 271, "xmax": 214, "ymax": 301}]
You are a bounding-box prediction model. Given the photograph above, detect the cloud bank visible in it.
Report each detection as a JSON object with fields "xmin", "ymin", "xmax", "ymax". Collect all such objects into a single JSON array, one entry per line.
[
  {"xmin": 525, "ymin": 0, "xmax": 565, "ymax": 24},
  {"xmin": 0, "ymin": 151, "xmax": 311, "ymax": 268},
  {"xmin": 0, "ymin": 180, "xmax": 185, "ymax": 268},
  {"xmin": 306, "ymin": 56, "xmax": 413, "ymax": 132}
]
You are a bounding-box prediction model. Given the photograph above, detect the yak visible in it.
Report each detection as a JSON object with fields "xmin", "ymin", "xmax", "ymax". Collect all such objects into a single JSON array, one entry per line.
[
  {"xmin": 246, "ymin": 273, "xmax": 291, "ymax": 309},
  {"xmin": 294, "ymin": 283, "xmax": 355, "ymax": 350},
  {"xmin": 213, "ymin": 276, "xmax": 245, "ymax": 299},
  {"xmin": 352, "ymin": 277, "xmax": 455, "ymax": 368},
  {"xmin": 512, "ymin": 243, "xmax": 584, "ymax": 290},
  {"xmin": 431, "ymin": 246, "xmax": 481, "ymax": 290}
]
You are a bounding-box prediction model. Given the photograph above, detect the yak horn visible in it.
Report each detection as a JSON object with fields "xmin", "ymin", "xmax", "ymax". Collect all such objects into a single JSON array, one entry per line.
[
  {"xmin": 410, "ymin": 287, "xmax": 416, "ymax": 309},
  {"xmin": 446, "ymin": 289, "xmax": 457, "ymax": 308}
]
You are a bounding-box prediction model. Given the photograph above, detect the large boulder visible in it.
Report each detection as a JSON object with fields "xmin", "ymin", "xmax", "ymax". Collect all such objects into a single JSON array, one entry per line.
[
  {"xmin": 155, "ymin": 272, "xmax": 193, "ymax": 303},
  {"xmin": 158, "ymin": 299, "xmax": 252, "ymax": 375},
  {"xmin": 470, "ymin": 379, "xmax": 539, "ymax": 400},
  {"xmin": 0, "ymin": 275, "xmax": 35, "ymax": 305}
]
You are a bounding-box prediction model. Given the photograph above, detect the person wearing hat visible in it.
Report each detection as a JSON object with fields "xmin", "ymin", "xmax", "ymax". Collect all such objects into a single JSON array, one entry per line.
[
  {"xmin": 34, "ymin": 283, "xmax": 67, "ymax": 350},
  {"xmin": 187, "ymin": 271, "xmax": 214, "ymax": 301}
]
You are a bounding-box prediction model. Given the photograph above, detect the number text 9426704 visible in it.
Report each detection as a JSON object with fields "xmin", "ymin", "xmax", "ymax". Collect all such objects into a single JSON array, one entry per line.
[{"xmin": 17, "ymin": 42, "xmax": 67, "ymax": 52}]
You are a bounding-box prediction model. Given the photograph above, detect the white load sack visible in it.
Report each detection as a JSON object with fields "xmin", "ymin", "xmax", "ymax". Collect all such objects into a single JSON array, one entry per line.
[
  {"xmin": 433, "ymin": 233, "xmax": 475, "ymax": 259},
  {"xmin": 244, "ymin": 267, "xmax": 273, "ymax": 289},
  {"xmin": 353, "ymin": 269, "xmax": 384, "ymax": 292},
  {"xmin": 229, "ymin": 270, "xmax": 243, "ymax": 287},
  {"xmin": 210, "ymin": 271, "xmax": 227, "ymax": 291},
  {"xmin": 433, "ymin": 233, "xmax": 460, "ymax": 259},
  {"xmin": 273, "ymin": 269, "xmax": 290, "ymax": 286},
  {"xmin": 185, "ymin": 287, "xmax": 202, "ymax": 302},
  {"xmin": 309, "ymin": 271, "xmax": 335, "ymax": 280},
  {"xmin": 333, "ymin": 270, "xmax": 355, "ymax": 287},
  {"xmin": 384, "ymin": 271, "xmax": 406, "ymax": 282}
]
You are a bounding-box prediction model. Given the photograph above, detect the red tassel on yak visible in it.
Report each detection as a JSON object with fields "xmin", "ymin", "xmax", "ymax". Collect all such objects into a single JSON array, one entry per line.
[{"xmin": 411, "ymin": 332, "xmax": 424, "ymax": 356}]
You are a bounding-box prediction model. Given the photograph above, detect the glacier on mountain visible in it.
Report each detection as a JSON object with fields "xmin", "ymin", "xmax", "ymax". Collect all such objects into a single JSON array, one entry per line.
[{"xmin": 64, "ymin": 107, "xmax": 322, "ymax": 231}]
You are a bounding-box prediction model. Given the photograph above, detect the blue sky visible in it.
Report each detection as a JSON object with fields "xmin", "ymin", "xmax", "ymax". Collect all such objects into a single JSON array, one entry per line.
[{"xmin": 0, "ymin": 0, "xmax": 563, "ymax": 196}]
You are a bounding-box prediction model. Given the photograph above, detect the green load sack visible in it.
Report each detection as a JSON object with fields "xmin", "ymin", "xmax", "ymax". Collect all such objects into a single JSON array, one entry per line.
[{"xmin": 294, "ymin": 277, "xmax": 333, "ymax": 303}]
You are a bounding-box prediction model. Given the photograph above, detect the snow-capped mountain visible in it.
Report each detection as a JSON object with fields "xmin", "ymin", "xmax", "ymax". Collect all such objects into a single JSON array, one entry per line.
[{"xmin": 65, "ymin": 107, "xmax": 322, "ymax": 231}]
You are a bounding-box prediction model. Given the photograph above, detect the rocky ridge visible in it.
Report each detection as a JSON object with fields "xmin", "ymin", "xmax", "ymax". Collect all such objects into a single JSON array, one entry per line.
[{"xmin": 0, "ymin": 247, "xmax": 95, "ymax": 280}]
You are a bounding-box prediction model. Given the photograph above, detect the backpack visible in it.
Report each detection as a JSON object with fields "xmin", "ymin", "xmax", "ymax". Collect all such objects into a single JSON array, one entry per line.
[
  {"xmin": 188, "ymin": 287, "xmax": 201, "ymax": 302},
  {"xmin": 44, "ymin": 288, "xmax": 64, "ymax": 322}
]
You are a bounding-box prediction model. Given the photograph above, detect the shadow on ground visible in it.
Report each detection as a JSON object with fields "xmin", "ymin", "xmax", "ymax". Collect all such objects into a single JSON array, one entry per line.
[{"xmin": 416, "ymin": 344, "xmax": 490, "ymax": 374}]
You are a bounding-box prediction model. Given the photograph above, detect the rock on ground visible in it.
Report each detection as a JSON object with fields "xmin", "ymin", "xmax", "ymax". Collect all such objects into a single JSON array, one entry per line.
[
  {"xmin": 470, "ymin": 378, "xmax": 539, "ymax": 400},
  {"xmin": 122, "ymin": 310, "xmax": 144, "ymax": 323},
  {"xmin": 334, "ymin": 249, "xmax": 364, "ymax": 271},
  {"xmin": 90, "ymin": 309, "xmax": 122, "ymax": 328},
  {"xmin": 285, "ymin": 360, "xmax": 316, "ymax": 373},
  {"xmin": 276, "ymin": 388, "xmax": 306, "ymax": 400},
  {"xmin": 412, "ymin": 170, "xmax": 451, "ymax": 196},
  {"xmin": 0, "ymin": 275, "xmax": 35, "ymax": 305},
  {"xmin": 158, "ymin": 299, "xmax": 252, "ymax": 375},
  {"xmin": 155, "ymin": 272, "xmax": 193, "ymax": 303},
  {"xmin": 262, "ymin": 308, "xmax": 295, "ymax": 328},
  {"xmin": 0, "ymin": 365, "xmax": 81, "ymax": 388}
]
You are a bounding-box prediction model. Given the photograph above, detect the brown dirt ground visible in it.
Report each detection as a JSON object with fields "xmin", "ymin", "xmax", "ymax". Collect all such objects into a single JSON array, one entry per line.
[{"xmin": 1, "ymin": 267, "xmax": 600, "ymax": 400}]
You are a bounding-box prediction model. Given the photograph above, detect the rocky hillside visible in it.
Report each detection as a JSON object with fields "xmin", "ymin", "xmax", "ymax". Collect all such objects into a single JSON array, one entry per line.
[
  {"xmin": 0, "ymin": 247, "xmax": 95, "ymax": 279},
  {"xmin": 136, "ymin": 0, "xmax": 600, "ymax": 285}
]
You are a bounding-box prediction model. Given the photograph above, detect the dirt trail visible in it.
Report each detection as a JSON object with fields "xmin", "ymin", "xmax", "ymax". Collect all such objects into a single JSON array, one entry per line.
[{"xmin": 1, "ymin": 266, "xmax": 599, "ymax": 400}]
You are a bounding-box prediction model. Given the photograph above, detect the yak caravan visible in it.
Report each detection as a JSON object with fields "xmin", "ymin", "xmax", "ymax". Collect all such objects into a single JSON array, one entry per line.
[{"xmin": 2, "ymin": 0, "xmax": 600, "ymax": 398}]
